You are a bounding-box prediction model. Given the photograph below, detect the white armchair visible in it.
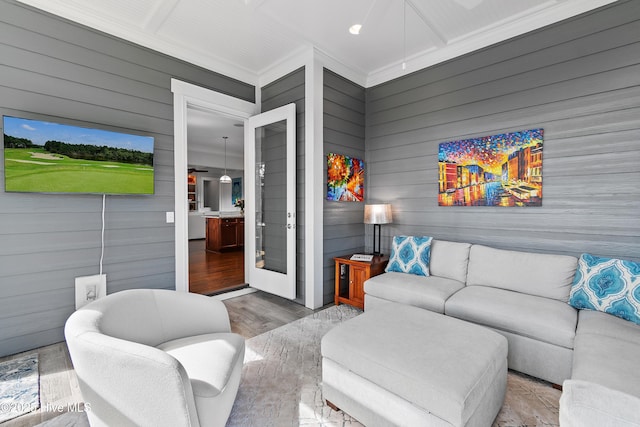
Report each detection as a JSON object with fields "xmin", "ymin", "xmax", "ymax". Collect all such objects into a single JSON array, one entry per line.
[{"xmin": 65, "ymin": 289, "xmax": 245, "ymax": 427}]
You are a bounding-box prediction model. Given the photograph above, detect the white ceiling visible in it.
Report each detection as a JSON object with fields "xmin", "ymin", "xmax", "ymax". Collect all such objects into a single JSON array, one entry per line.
[
  {"xmin": 186, "ymin": 107, "xmax": 244, "ymax": 172},
  {"xmin": 14, "ymin": 0, "xmax": 617, "ymax": 170},
  {"xmin": 16, "ymin": 0, "xmax": 617, "ymax": 88}
]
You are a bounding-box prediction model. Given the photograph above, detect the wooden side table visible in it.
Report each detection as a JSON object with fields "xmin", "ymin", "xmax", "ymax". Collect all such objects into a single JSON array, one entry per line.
[{"xmin": 334, "ymin": 254, "xmax": 389, "ymax": 310}]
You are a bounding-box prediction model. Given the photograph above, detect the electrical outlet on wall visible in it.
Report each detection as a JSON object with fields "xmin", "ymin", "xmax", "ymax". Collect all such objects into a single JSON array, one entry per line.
[{"xmin": 75, "ymin": 274, "xmax": 107, "ymax": 310}]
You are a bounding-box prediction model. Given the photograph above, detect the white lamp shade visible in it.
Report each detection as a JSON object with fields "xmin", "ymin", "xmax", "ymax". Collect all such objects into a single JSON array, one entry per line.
[
  {"xmin": 220, "ymin": 174, "xmax": 232, "ymax": 184},
  {"xmin": 364, "ymin": 204, "xmax": 392, "ymax": 224}
]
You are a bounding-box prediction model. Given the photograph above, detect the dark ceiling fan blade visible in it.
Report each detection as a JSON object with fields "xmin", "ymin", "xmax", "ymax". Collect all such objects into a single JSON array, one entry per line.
[{"xmin": 188, "ymin": 168, "xmax": 209, "ymax": 173}]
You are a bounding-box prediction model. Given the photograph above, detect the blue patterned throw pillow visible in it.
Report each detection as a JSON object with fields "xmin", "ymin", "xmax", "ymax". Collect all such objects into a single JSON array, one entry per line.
[
  {"xmin": 385, "ymin": 236, "xmax": 433, "ymax": 276},
  {"xmin": 569, "ymin": 254, "xmax": 640, "ymax": 325}
]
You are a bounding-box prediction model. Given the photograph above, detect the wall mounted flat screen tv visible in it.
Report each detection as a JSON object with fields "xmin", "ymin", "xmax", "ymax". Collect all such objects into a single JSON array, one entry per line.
[{"xmin": 3, "ymin": 116, "xmax": 154, "ymax": 194}]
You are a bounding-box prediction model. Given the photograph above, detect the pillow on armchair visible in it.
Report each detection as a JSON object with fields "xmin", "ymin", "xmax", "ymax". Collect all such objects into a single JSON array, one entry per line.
[
  {"xmin": 569, "ymin": 253, "xmax": 640, "ymax": 325},
  {"xmin": 385, "ymin": 236, "xmax": 433, "ymax": 276}
]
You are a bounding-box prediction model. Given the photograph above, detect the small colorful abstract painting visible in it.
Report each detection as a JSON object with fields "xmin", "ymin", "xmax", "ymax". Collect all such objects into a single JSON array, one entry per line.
[
  {"xmin": 231, "ymin": 177, "xmax": 242, "ymax": 205},
  {"xmin": 438, "ymin": 128, "xmax": 543, "ymax": 207},
  {"xmin": 327, "ymin": 153, "xmax": 364, "ymax": 202}
]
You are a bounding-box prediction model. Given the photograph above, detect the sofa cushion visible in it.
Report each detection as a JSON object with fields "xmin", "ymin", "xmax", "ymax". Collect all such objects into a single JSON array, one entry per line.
[
  {"xmin": 569, "ymin": 254, "xmax": 640, "ymax": 325},
  {"xmin": 572, "ymin": 331, "xmax": 640, "ymax": 398},
  {"xmin": 559, "ymin": 380, "xmax": 640, "ymax": 427},
  {"xmin": 466, "ymin": 245, "xmax": 578, "ymax": 302},
  {"xmin": 364, "ymin": 272, "xmax": 465, "ymax": 313},
  {"xmin": 576, "ymin": 309, "xmax": 640, "ymax": 345},
  {"xmin": 573, "ymin": 309, "xmax": 640, "ymax": 399},
  {"xmin": 429, "ymin": 240, "xmax": 472, "ymax": 284},
  {"xmin": 445, "ymin": 286, "xmax": 578, "ymax": 349},
  {"xmin": 158, "ymin": 332, "xmax": 245, "ymax": 399}
]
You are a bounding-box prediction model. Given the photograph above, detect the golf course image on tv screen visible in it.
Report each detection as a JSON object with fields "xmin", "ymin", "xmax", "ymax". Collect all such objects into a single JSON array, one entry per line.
[{"xmin": 3, "ymin": 116, "xmax": 154, "ymax": 194}]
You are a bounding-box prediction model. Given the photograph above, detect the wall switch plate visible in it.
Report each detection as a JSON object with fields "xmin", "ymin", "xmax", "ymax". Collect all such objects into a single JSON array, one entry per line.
[
  {"xmin": 75, "ymin": 274, "xmax": 107, "ymax": 310},
  {"xmin": 166, "ymin": 211, "xmax": 175, "ymax": 223}
]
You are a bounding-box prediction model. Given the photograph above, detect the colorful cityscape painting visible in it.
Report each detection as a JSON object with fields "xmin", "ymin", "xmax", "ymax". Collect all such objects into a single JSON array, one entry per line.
[
  {"xmin": 327, "ymin": 153, "xmax": 364, "ymax": 202},
  {"xmin": 438, "ymin": 128, "xmax": 543, "ymax": 207}
]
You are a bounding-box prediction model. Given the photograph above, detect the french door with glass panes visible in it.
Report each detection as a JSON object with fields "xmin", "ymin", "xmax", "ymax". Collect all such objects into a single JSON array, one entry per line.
[{"xmin": 244, "ymin": 103, "xmax": 296, "ymax": 299}]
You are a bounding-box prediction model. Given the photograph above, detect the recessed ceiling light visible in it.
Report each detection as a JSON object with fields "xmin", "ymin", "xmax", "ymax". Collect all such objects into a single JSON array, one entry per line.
[{"xmin": 349, "ymin": 24, "xmax": 362, "ymax": 35}]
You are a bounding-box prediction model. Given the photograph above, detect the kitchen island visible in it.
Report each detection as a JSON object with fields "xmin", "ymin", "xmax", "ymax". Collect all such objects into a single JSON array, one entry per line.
[{"xmin": 206, "ymin": 216, "xmax": 244, "ymax": 253}]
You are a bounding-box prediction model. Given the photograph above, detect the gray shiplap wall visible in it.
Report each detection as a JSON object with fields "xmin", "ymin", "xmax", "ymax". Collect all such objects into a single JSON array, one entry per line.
[
  {"xmin": 261, "ymin": 67, "xmax": 306, "ymax": 304},
  {"xmin": 261, "ymin": 127, "xmax": 288, "ymax": 273},
  {"xmin": 366, "ymin": 0, "xmax": 640, "ymax": 262},
  {"xmin": 323, "ymin": 69, "xmax": 366, "ymax": 304},
  {"xmin": 0, "ymin": 0, "xmax": 254, "ymax": 357}
]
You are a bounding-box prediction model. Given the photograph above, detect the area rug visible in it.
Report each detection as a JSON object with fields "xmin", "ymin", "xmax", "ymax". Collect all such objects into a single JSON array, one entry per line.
[
  {"xmin": 0, "ymin": 353, "xmax": 40, "ymax": 423},
  {"xmin": 226, "ymin": 304, "xmax": 562, "ymax": 427}
]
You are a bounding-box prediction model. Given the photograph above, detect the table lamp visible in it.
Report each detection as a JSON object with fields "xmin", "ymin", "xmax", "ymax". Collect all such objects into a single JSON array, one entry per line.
[{"xmin": 364, "ymin": 204, "xmax": 392, "ymax": 256}]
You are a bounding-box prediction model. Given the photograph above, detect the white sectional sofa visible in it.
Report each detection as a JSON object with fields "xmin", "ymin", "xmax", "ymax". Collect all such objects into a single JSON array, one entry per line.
[
  {"xmin": 365, "ymin": 240, "xmax": 471, "ymax": 314},
  {"xmin": 560, "ymin": 309, "xmax": 640, "ymax": 426},
  {"xmin": 447, "ymin": 244, "xmax": 579, "ymax": 385},
  {"xmin": 364, "ymin": 239, "xmax": 640, "ymax": 426},
  {"xmin": 365, "ymin": 240, "xmax": 578, "ymax": 385}
]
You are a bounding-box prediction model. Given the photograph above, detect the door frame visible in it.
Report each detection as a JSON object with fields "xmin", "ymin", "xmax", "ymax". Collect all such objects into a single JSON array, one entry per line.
[{"xmin": 171, "ymin": 79, "xmax": 256, "ymax": 293}]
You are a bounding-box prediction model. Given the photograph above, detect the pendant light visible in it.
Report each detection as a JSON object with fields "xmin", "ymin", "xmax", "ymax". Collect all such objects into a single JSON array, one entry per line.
[{"xmin": 220, "ymin": 136, "xmax": 232, "ymax": 184}]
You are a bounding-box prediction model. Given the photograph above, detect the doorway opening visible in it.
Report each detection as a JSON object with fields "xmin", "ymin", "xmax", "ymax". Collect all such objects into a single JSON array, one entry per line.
[
  {"xmin": 171, "ymin": 78, "xmax": 256, "ymax": 295},
  {"xmin": 187, "ymin": 109, "xmax": 247, "ymax": 295},
  {"xmin": 172, "ymin": 80, "xmax": 299, "ymax": 303}
]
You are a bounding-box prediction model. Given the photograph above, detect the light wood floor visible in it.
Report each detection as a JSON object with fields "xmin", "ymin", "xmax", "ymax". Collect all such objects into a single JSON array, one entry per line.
[
  {"xmin": 224, "ymin": 291, "xmax": 320, "ymax": 338},
  {"xmin": 0, "ymin": 291, "xmax": 319, "ymax": 427},
  {"xmin": 0, "ymin": 343, "xmax": 82, "ymax": 427},
  {"xmin": 188, "ymin": 239, "xmax": 246, "ymax": 295}
]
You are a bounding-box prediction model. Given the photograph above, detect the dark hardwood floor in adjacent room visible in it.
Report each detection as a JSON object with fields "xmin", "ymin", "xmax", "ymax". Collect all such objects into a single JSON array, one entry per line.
[{"xmin": 189, "ymin": 239, "xmax": 245, "ymax": 295}]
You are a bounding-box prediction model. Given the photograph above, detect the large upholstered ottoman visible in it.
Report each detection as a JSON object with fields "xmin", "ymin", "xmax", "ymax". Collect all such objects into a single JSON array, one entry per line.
[{"xmin": 321, "ymin": 303, "xmax": 508, "ymax": 427}]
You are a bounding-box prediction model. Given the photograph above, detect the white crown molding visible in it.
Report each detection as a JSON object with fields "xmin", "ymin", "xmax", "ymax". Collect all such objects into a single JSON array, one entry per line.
[
  {"xmin": 258, "ymin": 46, "xmax": 311, "ymax": 88},
  {"xmin": 15, "ymin": 0, "xmax": 259, "ymax": 86},
  {"xmin": 258, "ymin": 46, "xmax": 367, "ymax": 89},
  {"xmin": 17, "ymin": 0, "xmax": 620, "ymax": 90},
  {"xmin": 313, "ymin": 48, "xmax": 368, "ymax": 88},
  {"xmin": 366, "ymin": 0, "xmax": 619, "ymax": 87}
]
